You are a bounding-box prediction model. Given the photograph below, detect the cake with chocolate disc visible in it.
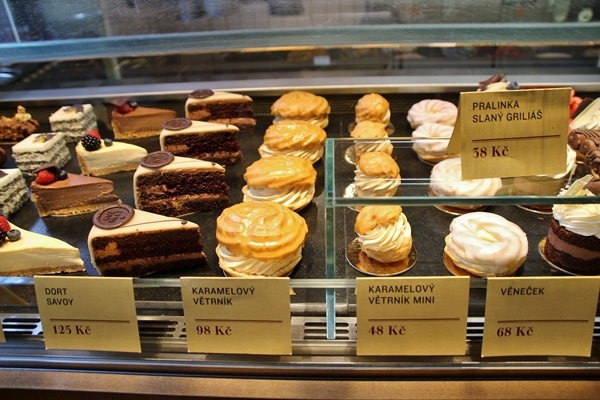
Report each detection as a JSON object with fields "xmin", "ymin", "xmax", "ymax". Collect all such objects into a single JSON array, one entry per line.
[
  {"xmin": 216, "ymin": 201, "xmax": 308, "ymax": 277},
  {"xmin": 88, "ymin": 204, "xmax": 207, "ymax": 277},
  {"xmin": 0, "ymin": 217, "xmax": 84, "ymax": 276},
  {"xmin": 75, "ymin": 130, "xmax": 148, "ymax": 176},
  {"xmin": 184, "ymin": 89, "xmax": 256, "ymax": 133},
  {"xmin": 11, "ymin": 132, "xmax": 71, "ymax": 177},
  {"xmin": 49, "ymin": 104, "xmax": 98, "ymax": 143},
  {"xmin": 0, "ymin": 168, "xmax": 28, "ymax": 218},
  {"xmin": 159, "ymin": 118, "xmax": 242, "ymax": 165},
  {"xmin": 134, "ymin": 151, "xmax": 229, "ymax": 217},
  {"xmin": 271, "ymin": 91, "xmax": 330, "ymax": 129},
  {"xmin": 30, "ymin": 164, "xmax": 121, "ymax": 217},
  {"xmin": 110, "ymin": 98, "xmax": 177, "ymax": 139},
  {"xmin": 544, "ymin": 175, "xmax": 600, "ymax": 275},
  {"xmin": 0, "ymin": 106, "xmax": 39, "ymax": 142}
]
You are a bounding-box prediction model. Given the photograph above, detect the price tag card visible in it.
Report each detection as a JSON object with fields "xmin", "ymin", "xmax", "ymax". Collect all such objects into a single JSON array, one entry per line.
[
  {"xmin": 180, "ymin": 277, "xmax": 292, "ymax": 355},
  {"xmin": 356, "ymin": 276, "xmax": 470, "ymax": 356},
  {"xmin": 447, "ymin": 87, "xmax": 570, "ymax": 179},
  {"xmin": 482, "ymin": 277, "xmax": 599, "ymax": 357},
  {"xmin": 34, "ymin": 276, "xmax": 140, "ymax": 353}
]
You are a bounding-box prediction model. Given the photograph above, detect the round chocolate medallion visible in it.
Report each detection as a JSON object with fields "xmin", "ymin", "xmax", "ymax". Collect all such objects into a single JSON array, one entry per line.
[
  {"xmin": 140, "ymin": 151, "xmax": 175, "ymax": 168},
  {"xmin": 162, "ymin": 118, "xmax": 192, "ymax": 131},
  {"xmin": 189, "ymin": 89, "xmax": 214, "ymax": 99},
  {"xmin": 93, "ymin": 204, "xmax": 135, "ymax": 229}
]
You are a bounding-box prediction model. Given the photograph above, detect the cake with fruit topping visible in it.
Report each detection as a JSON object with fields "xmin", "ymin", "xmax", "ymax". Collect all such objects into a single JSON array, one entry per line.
[
  {"xmin": 134, "ymin": 151, "xmax": 229, "ymax": 217},
  {"xmin": 11, "ymin": 132, "xmax": 71, "ymax": 177},
  {"xmin": 88, "ymin": 204, "xmax": 207, "ymax": 277},
  {"xmin": 184, "ymin": 89, "xmax": 255, "ymax": 133},
  {"xmin": 75, "ymin": 130, "xmax": 148, "ymax": 176},
  {"xmin": 110, "ymin": 98, "xmax": 177, "ymax": 139},
  {"xmin": 30, "ymin": 163, "xmax": 121, "ymax": 217},
  {"xmin": 0, "ymin": 216, "xmax": 84, "ymax": 276},
  {"xmin": 0, "ymin": 106, "xmax": 39, "ymax": 142},
  {"xmin": 0, "ymin": 168, "xmax": 28, "ymax": 218},
  {"xmin": 49, "ymin": 104, "xmax": 98, "ymax": 143},
  {"xmin": 159, "ymin": 118, "xmax": 242, "ymax": 165}
]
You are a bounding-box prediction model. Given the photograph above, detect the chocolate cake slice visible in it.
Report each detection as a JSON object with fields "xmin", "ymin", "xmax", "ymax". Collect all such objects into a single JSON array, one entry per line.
[{"xmin": 185, "ymin": 89, "xmax": 255, "ymax": 133}]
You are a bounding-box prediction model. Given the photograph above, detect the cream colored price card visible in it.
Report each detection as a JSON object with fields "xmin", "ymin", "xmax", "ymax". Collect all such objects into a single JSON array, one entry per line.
[
  {"xmin": 482, "ymin": 277, "xmax": 599, "ymax": 357},
  {"xmin": 448, "ymin": 87, "xmax": 570, "ymax": 179},
  {"xmin": 181, "ymin": 277, "xmax": 292, "ymax": 355},
  {"xmin": 356, "ymin": 276, "xmax": 470, "ymax": 356},
  {"xmin": 34, "ymin": 276, "xmax": 141, "ymax": 352}
]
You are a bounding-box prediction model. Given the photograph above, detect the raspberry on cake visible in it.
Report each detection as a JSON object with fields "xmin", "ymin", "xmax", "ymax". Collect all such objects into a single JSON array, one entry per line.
[
  {"xmin": 110, "ymin": 98, "xmax": 177, "ymax": 139},
  {"xmin": 88, "ymin": 204, "xmax": 207, "ymax": 277},
  {"xmin": 49, "ymin": 104, "xmax": 98, "ymax": 143},
  {"xmin": 134, "ymin": 151, "xmax": 230, "ymax": 217},
  {"xmin": 159, "ymin": 118, "xmax": 242, "ymax": 165},
  {"xmin": 75, "ymin": 131, "xmax": 148, "ymax": 176},
  {"xmin": 184, "ymin": 89, "xmax": 256, "ymax": 133},
  {"xmin": 11, "ymin": 132, "xmax": 71, "ymax": 177},
  {"xmin": 0, "ymin": 168, "xmax": 28, "ymax": 218}
]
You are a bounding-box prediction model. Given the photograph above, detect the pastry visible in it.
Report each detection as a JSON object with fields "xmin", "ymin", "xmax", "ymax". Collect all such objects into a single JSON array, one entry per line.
[
  {"xmin": 354, "ymin": 151, "xmax": 401, "ymax": 198},
  {"xmin": 444, "ymin": 212, "xmax": 528, "ymax": 277},
  {"xmin": 355, "ymin": 93, "xmax": 391, "ymax": 125},
  {"xmin": 0, "ymin": 168, "xmax": 28, "ymax": 218},
  {"xmin": 242, "ymin": 155, "xmax": 317, "ymax": 211},
  {"xmin": 411, "ymin": 122, "xmax": 458, "ymax": 164},
  {"xmin": 30, "ymin": 164, "xmax": 121, "ymax": 217},
  {"xmin": 271, "ymin": 91, "xmax": 330, "ymax": 129},
  {"xmin": 134, "ymin": 151, "xmax": 229, "ymax": 217},
  {"xmin": 216, "ymin": 201, "xmax": 308, "ymax": 277},
  {"xmin": 0, "ymin": 106, "xmax": 39, "ymax": 142},
  {"xmin": 477, "ymin": 73, "xmax": 520, "ymax": 91},
  {"xmin": 110, "ymin": 98, "xmax": 177, "ymax": 139},
  {"xmin": 49, "ymin": 104, "xmax": 98, "ymax": 143},
  {"xmin": 407, "ymin": 99, "xmax": 457, "ymax": 129},
  {"xmin": 185, "ymin": 89, "xmax": 256, "ymax": 133},
  {"xmin": 11, "ymin": 132, "xmax": 71, "ymax": 178},
  {"xmin": 75, "ymin": 130, "xmax": 148, "ymax": 176},
  {"xmin": 259, "ymin": 119, "xmax": 326, "ymax": 164},
  {"xmin": 350, "ymin": 121, "xmax": 393, "ymax": 160},
  {"xmin": 544, "ymin": 175, "xmax": 600, "ymax": 275},
  {"xmin": 88, "ymin": 204, "xmax": 207, "ymax": 277},
  {"xmin": 159, "ymin": 118, "xmax": 242, "ymax": 165},
  {"xmin": 568, "ymin": 128, "xmax": 600, "ymax": 175}
]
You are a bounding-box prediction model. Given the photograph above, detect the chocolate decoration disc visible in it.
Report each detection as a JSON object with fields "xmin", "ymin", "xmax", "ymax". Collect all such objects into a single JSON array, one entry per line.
[
  {"xmin": 189, "ymin": 89, "xmax": 214, "ymax": 99},
  {"xmin": 162, "ymin": 118, "xmax": 192, "ymax": 131},
  {"xmin": 140, "ymin": 151, "xmax": 175, "ymax": 168},
  {"xmin": 93, "ymin": 204, "xmax": 135, "ymax": 229}
]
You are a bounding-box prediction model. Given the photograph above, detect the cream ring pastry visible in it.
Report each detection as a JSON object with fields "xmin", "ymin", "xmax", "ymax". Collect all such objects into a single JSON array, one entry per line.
[
  {"xmin": 407, "ymin": 99, "xmax": 457, "ymax": 129},
  {"xmin": 411, "ymin": 122, "xmax": 458, "ymax": 164}
]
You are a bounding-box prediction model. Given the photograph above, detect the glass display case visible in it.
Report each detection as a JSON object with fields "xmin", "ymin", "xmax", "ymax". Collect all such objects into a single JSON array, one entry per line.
[{"xmin": 1, "ymin": 1, "xmax": 600, "ymax": 399}]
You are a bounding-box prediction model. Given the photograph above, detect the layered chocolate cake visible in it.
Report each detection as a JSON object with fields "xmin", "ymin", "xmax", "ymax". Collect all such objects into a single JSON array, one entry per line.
[
  {"xmin": 159, "ymin": 118, "xmax": 242, "ymax": 165},
  {"xmin": 88, "ymin": 204, "xmax": 207, "ymax": 277},
  {"xmin": 110, "ymin": 98, "xmax": 177, "ymax": 139},
  {"xmin": 134, "ymin": 151, "xmax": 229, "ymax": 217},
  {"xmin": 185, "ymin": 89, "xmax": 255, "ymax": 133}
]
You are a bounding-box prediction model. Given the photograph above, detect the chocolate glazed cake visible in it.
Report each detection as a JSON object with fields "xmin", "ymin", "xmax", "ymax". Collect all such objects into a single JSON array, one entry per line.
[{"xmin": 185, "ymin": 89, "xmax": 255, "ymax": 133}]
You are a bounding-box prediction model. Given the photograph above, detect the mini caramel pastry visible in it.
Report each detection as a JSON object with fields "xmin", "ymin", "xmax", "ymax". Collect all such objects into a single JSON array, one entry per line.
[
  {"xmin": 259, "ymin": 119, "xmax": 326, "ymax": 164},
  {"xmin": 30, "ymin": 164, "xmax": 121, "ymax": 217},
  {"xmin": 444, "ymin": 212, "xmax": 528, "ymax": 277},
  {"xmin": 353, "ymin": 205, "xmax": 413, "ymax": 274},
  {"xmin": 75, "ymin": 130, "xmax": 147, "ymax": 176},
  {"xmin": 271, "ymin": 91, "xmax": 330, "ymax": 129},
  {"xmin": 88, "ymin": 204, "xmax": 207, "ymax": 277},
  {"xmin": 216, "ymin": 201, "xmax": 308, "ymax": 277},
  {"xmin": 411, "ymin": 122, "xmax": 458, "ymax": 164},
  {"xmin": 110, "ymin": 98, "xmax": 177, "ymax": 139},
  {"xmin": 49, "ymin": 104, "xmax": 97, "ymax": 143},
  {"xmin": 407, "ymin": 99, "xmax": 457, "ymax": 129},
  {"xmin": 354, "ymin": 151, "xmax": 401, "ymax": 198},
  {"xmin": 355, "ymin": 93, "xmax": 390, "ymax": 125},
  {"xmin": 0, "ymin": 106, "xmax": 39, "ymax": 142},
  {"xmin": 243, "ymin": 155, "xmax": 317, "ymax": 211},
  {"xmin": 350, "ymin": 121, "xmax": 393, "ymax": 160},
  {"xmin": 185, "ymin": 89, "xmax": 256, "ymax": 133},
  {"xmin": 544, "ymin": 175, "xmax": 600, "ymax": 275}
]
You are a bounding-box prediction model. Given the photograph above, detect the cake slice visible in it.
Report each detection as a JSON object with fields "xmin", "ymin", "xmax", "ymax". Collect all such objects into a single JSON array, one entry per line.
[
  {"xmin": 0, "ymin": 106, "xmax": 39, "ymax": 142},
  {"xmin": 88, "ymin": 204, "xmax": 207, "ymax": 277},
  {"xmin": 30, "ymin": 164, "xmax": 121, "ymax": 217},
  {"xmin": 110, "ymin": 98, "xmax": 177, "ymax": 139},
  {"xmin": 184, "ymin": 89, "xmax": 255, "ymax": 133},
  {"xmin": 11, "ymin": 132, "xmax": 71, "ymax": 177},
  {"xmin": 159, "ymin": 118, "xmax": 242, "ymax": 165},
  {"xmin": 75, "ymin": 131, "xmax": 148, "ymax": 176},
  {"xmin": 0, "ymin": 221, "xmax": 84, "ymax": 276},
  {"xmin": 49, "ymin": 104, "xmax": 98, "ymax": 143},
  {"xmin": 0, "ymin": 168, "xmax": 29, "ymax": 217}
]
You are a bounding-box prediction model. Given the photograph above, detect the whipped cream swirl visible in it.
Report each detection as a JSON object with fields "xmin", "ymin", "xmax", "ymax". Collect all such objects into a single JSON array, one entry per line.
[
  {"xmin": 242, "ymin": 186, "xmax": 315, "ymax": 211},
  {"xmin": 553, "ymin": 174, "xmax": 600, "ymax": 238},
  {"xmin": 259, "ymin": 143, "xmax": 324, "ymax": 164},
  {"xmin": 216, "ymin": 244, "xmax": 301, "ymax": 277},
  {"xmin": 355, "ymin": 170, "xmax": 400, "ymax": 197},
  {"xmin": 357, "ymin": 212, "xmax": 412, "ymax": 262}
]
